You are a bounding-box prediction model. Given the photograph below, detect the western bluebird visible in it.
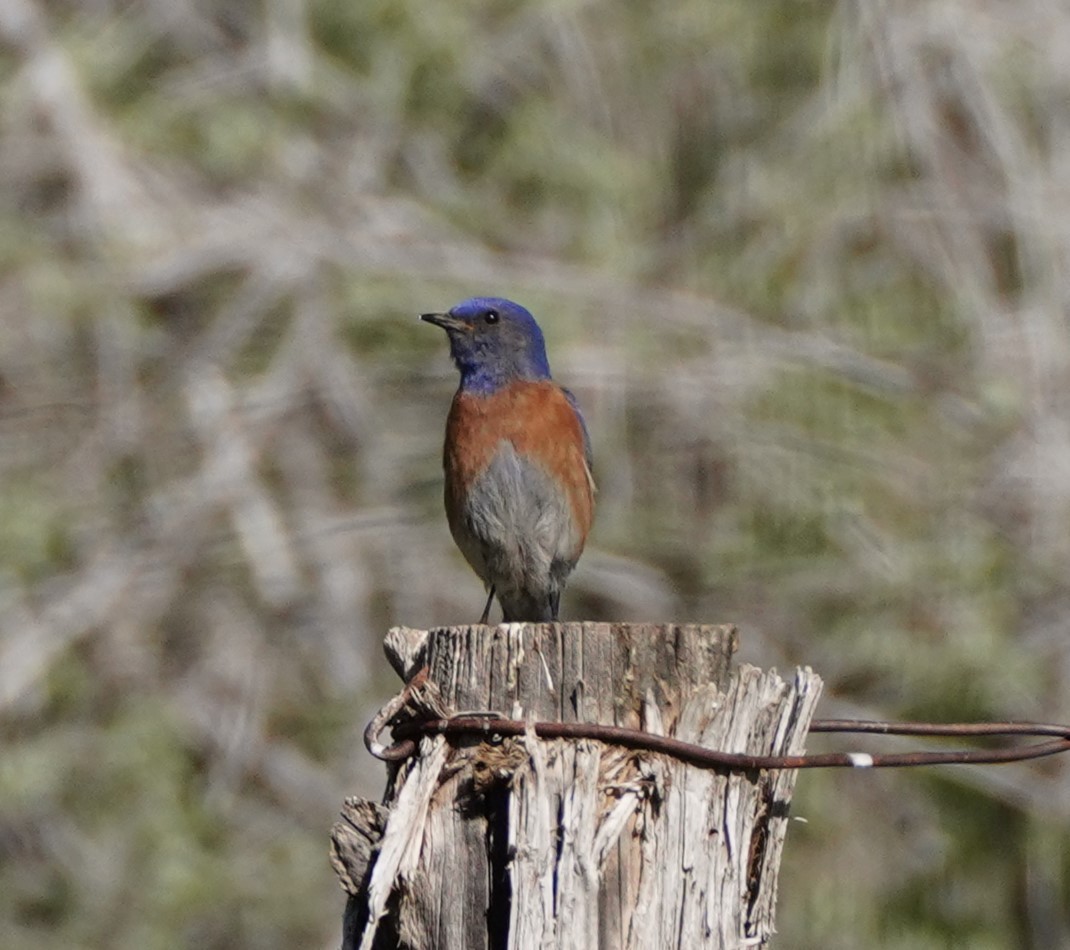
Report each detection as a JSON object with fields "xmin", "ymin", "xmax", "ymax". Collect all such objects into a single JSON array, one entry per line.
[{"xmin": 422, "ymin": 297, "xmax": 595, "ymax": 623}]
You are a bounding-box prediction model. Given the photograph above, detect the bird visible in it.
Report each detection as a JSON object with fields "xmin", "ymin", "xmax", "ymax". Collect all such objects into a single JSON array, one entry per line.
[{"xmin": 421, "ymin": 296, "xmax": 595, "ymax": 623}]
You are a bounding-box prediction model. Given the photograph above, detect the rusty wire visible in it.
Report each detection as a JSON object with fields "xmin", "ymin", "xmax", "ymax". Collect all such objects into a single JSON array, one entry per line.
[{"xmin": 364, "ymin": 685, "xmax": 1070, "ymax": 771}]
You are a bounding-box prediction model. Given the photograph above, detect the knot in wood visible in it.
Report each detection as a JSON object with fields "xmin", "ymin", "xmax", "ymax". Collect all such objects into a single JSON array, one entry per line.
[{"xmin": 470, "ymin": 737, "xmax": 529, "ymax": 794}]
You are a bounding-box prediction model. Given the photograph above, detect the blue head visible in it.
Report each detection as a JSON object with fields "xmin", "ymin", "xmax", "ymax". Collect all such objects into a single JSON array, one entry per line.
[{"xmin": 421, "ymin": 297, "xmax": 551, "ymax": 395}]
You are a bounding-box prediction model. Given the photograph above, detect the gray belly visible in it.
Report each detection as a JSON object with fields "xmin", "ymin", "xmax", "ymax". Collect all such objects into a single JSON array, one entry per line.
[{"xmin": 453, "ymin": 442, "xmax": 579, "ymax": 619}]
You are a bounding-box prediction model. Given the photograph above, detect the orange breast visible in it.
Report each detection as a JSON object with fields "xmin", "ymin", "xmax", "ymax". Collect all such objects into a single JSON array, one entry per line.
[{"xmin": 443, "ymin": 381, "xmax": 595, "ymax": 550}]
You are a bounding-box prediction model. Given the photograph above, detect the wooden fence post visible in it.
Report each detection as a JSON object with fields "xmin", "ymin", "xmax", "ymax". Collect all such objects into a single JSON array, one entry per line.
[{"xmin": 331, "ymin": 622, "xmax": 822, "ymax": 950}]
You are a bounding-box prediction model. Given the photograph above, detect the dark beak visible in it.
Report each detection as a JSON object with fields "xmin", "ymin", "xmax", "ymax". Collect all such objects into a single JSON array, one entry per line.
[{"xmin": 420, "ymin": 311, "xmax": 467, "ymax": 331}]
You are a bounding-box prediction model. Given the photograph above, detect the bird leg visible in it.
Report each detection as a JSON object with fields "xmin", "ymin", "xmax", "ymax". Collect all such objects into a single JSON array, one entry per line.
[{"xmin": 479, "ymin": 586, "xmax": 496, "ymax": 625}]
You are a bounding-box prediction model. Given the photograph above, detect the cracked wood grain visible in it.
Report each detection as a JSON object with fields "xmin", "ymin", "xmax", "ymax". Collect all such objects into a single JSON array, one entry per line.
[{"xmin": 334, "ymin": 622, "xmax": 821, "ymax": 950}]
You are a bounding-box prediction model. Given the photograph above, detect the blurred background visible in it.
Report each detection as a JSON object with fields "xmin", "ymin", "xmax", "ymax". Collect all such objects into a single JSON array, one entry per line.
[{"xmin": 2, "ymin": 0, "xmax": 1069, "ymax": 947}]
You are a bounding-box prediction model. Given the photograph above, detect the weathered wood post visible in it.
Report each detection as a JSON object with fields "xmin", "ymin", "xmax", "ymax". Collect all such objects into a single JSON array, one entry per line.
[{"xmin": 332, "ymin": 622, "xmax": 821, "ymax": 949}]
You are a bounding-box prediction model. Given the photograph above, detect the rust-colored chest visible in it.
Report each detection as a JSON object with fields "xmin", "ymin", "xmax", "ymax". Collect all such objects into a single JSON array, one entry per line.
[{"xmin": 443, "ymin": 381, "xmax": 594, "ymax": 538}]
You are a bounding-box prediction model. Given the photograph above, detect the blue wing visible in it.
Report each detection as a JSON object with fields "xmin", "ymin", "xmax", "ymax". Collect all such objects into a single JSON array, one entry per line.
[{"xmin": 561, "ymin": 386, "xmax": 593, "ymax": 473}]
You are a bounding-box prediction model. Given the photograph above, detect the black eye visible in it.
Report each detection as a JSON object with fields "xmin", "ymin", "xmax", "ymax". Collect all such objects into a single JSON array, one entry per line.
[{"xmin": 484, "ymin": 309, "xmax": 499, "ymax": 325}]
